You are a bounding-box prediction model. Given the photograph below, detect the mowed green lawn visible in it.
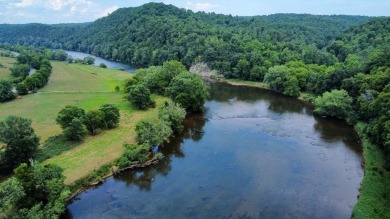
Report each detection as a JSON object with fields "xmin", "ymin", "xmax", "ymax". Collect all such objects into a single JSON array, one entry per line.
[
  {"xmin": 0, "ymin": 56, "xmax": 16, "ymax": 80},
  {"xmin": 0, "ymin": 61, "xmax": 166, "ymax": 184}
]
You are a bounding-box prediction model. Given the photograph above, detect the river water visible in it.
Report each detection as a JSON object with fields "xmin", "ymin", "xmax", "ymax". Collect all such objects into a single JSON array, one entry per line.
[
  {"xmin": 65, "ymin": 51, "xmax": 136, "ymax": 73},
  {"xmin": 65, "ymin": 83, "xmax": 363, "ymax": 219}
]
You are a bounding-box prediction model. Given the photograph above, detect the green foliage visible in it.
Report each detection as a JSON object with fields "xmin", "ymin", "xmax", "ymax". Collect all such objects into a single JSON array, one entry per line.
[
  {"xmin": 15, "ymin": 82, "xmax": 28, "ymax": 95},
  {"xmin": 264, "ymin": 65, "xmax": 301, "ymax": 97},
  {"xmin": 35, "ymin": 135, "xmax": 80, "ymax": 162},
  {"xmin": 166, "ymin": 71, "xmax": 208, "ymax": 112},
  {"xmin": 159, "ymin": 100, "xmax": 186, "ymax": 133},
  {"xmin": 135, "ymin": 118, "xmax": 173, "ymax": 146},
  {"xmin": 64, "ymin": 118, "xmax": 88, "ymax": 141},
  {"xmin": 56, "ymin": 105, "xmax": 86, "ymax": 129},
  {"xmin": 314, "ymin": 89, "xmax": 353, "ymax": 119},
  {"xmin": 0, "ymin": 4, "xmax": 369, "ymax": 80},
  {"xmin": 82, "ymin": 56, "xmax": 95, "ymax": 65},
  {"xmin": 99, "ymin": 104, "xmax": 120, "ymax": 128},
  {"xmin": 0, "ymin": 116, "xmax": 40, "ymax": 172},
  {"xmin": 8, "ymin": 163, "xmax": 70, "ymax": 218},
  {"xmin": 117, "ymin": 143, "xmax": 151, "ymax": 168},
  {"xmin": 10, "ymin": 64, "xmax": 30, "ymax": 78},
  {"xmin": 0, "ymin": 80, "xmax": 16, "ymax": 102},
  {"xmin": 128, "ymin": 83, "xmax": 151, "ymax": 110},
  {"xmin": 99, "ymin": 63, "xmax": 107, "ymax": 68},
  {"xmin": 352, "ymin": 123, "xmax": 390, "ymax": 219},
  {"xmin": 153, "ymin": 60, "xmax": 186, "ymax": 94},
  {"xmin": 0, "ymin": 177, "xmax": 25, "ymax": 214},
  {"xmin": 84, "ymin": 110, "xmax": 105, "ymax": 135}
]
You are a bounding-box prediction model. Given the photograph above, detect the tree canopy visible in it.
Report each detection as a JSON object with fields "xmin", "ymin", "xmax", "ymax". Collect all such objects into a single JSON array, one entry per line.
[{"xmin": 0, "ymin": 116, "xmax": 40, "ymax": 172}]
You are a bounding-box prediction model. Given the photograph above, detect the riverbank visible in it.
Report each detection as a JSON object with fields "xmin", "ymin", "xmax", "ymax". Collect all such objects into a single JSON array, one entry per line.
[
  {"xmin": 352, "ymin": 123, "xmax": 390, "ymax": 219},
  {"xmin": 221, "ymin": 78, "xmax": 389, "ymax": 219}
]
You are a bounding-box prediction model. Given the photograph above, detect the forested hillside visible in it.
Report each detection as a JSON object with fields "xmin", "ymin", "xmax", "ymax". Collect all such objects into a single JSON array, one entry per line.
[{"xmin": 0, "ymin": 3, "xmax": 369, "ymax": 76}]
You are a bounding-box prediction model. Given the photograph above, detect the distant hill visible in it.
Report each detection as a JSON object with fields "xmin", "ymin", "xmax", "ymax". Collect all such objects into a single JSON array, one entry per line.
[
  {"xmin": 0, "ymin": 3, "xmax": 372, "ymax": 73},
  {"xmin": 328, "ymin": 17, "xmax": 390, "ymax": 61}
]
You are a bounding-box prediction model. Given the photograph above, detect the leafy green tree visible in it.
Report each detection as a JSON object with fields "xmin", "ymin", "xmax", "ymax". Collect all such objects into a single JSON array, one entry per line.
[
  {"xmin": 63, "ymin": 118, "xmax": 87, "ymax": 141},
  {"xmin": 117, "ymin": 143, "xmax": 151, "ymax": 168},
  {"xmin": 10, "ymin": 64, "xmax": 30, "ymax": 78},
  {"xmin": 12, "ymin": 163, "xmax": 70, "ymax": 218},
  {"xmin": 154, "ymin": 60, "xmax": 186, "ymax": 94},
  {"xmin": 128, "ymin": 84, "xmax": 151, "ymax": 110},
  {"xmin": 366, "ymin": 110, "xmax": 390, "ymax": 155},
  {"xmin": 264, "ymin": 65, "xmax": 301, "ymax": 97},
  {"xmin": 24, "ymin": 76, "xmax": 39, "ymax": 92},
  {"xmin": 0, "ymin": 80, "xmax": 16, "ymax": 102},
  {"xmin": 0, "ymin": 116, "xmax": 40, "ymax": 172},
  {"xmin": 82, "ymin": 56, "xmax": 95, "ymax": 65},
  {"xmin": 99, "ymin": 63, "xmax": 107, "ymax": 68},
  {"xmin": 250, "ymin": 65, "xmax": 267, "ymax": 81},
  {"xmin": 16, "ymin": 82, "xmax": 28, "ymax": 95},
  {"xmin": 56, "ymin": 105, "xmax": 86, "ymax": 129},
  {"xmin": 314, "ymin": 89, "xmax": 353, "ymax": 118},
  {"xmin": 166, "ymin": 72, "xmax": 208, "ymax": 112},
  {"xmin": 283, "ymin": 76, "xmax": 300, "ymax": 97},
  {"xmin": 158, "ymin": 100, "xmax": 186, "ymax": 133},
  {"xmin": 99, "ymin": 104, "xmax": 120, "ymax": 128},
  {"xmin": 84, "ymin": 110, "xmax": 105, "ymax": 135},
  {"xmin": 135, "ymin": 118, "xmax": 172, "ymax": 146},
  {"xmin": 235, "ymin": 59, "xmax": 251, "ymax": 79},
  {"xmin": 0, "ymin": 178, "xmax": 25, "ymax": 214},
  {"xmin": 264, "ymin": 66, "xmax": 289, "ymax": 91}
]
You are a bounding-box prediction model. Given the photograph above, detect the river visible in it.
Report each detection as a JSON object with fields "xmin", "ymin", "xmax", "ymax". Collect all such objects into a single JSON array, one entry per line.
[
  {"xmin": 65, "ymin": 51, "xmax": 137, "ymax": 73},
  {"xmin": 65, "ymin": 83, "xmax": 363, "ymax": 219}
]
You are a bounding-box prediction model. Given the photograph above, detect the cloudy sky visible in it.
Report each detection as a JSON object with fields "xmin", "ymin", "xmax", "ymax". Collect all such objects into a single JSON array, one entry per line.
[{"xmin": 0, "ymin": 0, "xmax": 389, "ymax": 24}]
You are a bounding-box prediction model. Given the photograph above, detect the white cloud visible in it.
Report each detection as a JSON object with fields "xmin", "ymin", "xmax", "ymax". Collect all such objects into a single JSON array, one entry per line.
[
  {"xmin": 9, "ymin": 0, "xmax": 35, "ymax": 8},
  {"xmin": 186, "ymin": 1, "xmax": 219, "ymax": 12},
  {"xmin": 97, "ymin": 5, "xmax": 119, "ymax": 18},
  {"xmin": 45, "ymin": 0, "xmax": 94, "ymax": 11}
]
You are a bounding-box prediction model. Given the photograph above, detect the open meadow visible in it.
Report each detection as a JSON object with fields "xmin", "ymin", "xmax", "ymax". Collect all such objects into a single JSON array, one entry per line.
[
  {"xmin": 0, "ymin": 56, "xmax": 15, "ymax": 80},
  {"xmin": 0, "ymin": 61, "xmax": 166, "ymax": 183}
]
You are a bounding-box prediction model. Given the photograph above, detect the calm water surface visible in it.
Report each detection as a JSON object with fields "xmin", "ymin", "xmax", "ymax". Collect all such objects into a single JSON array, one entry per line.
[
  {"xmin": 65, "ymin": 51, "xmax": 136, "ymax": 73},
  {"xmin": 66, "ymin": 83, "xmax": 363, "ymax": 219}
]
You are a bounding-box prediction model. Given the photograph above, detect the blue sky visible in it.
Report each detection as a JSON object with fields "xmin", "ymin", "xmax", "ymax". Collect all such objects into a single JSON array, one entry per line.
[{"xmin": 0, "ymin": 0, "xmax": 389, "ymax": 24}]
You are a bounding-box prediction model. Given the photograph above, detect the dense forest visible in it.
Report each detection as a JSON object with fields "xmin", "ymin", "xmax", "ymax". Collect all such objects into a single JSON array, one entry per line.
[
  {"xmin": 0, "ymin": 3, "xmax": 389, "ymax": 218},
  {"xmin": 0, "ymin": 3, "xmax": 369, "ymax": 71}
]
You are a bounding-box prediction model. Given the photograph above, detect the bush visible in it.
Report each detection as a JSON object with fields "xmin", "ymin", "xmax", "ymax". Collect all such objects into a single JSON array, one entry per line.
[
  {"xmin": 117, "ymin": 143, "xmax": 151, "ymax": 168},
  {"xmin": 166, "ymin": 72, "xmax": 208, "ymax": 112},
  {"xmin": 159, "ymin": 100, "xmax": 186, "ymax": 133},
  {"xmin": 16, "ymin": 83, "xmax": 28, "ymax": 95},
  {"xmin": 314, "ymin": 89, "xmax": 353, "ymax": 119},
  {"xmin": 0, "ymin": 80, "xmax": 16, "ymax": 102},
  {"xmin": 84, "ymin": 110, "xmax": 105, "ymax": 135},
  {"xmin": 63, "ymin": 118, "xmax": 88, "ymax": 141},
  {"xmin": 0, "ymin": 116, "xmax": 40, "ymax": 172},
  {"xmin": 135, "ymin": 118, "xmax": 172, "ymax": 146},
  {"xmin": 99, "ymin": 104, "xmax": 120, "ymax": 129},
  {"xmin": 128, "ymin": 84, "xmax": 151, "ymax": 110}
]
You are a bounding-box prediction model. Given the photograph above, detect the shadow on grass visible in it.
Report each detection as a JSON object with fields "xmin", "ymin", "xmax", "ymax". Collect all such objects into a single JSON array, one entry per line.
[{"xmin": 36, "ymin": 135, "xmax": 82, "ymax": 162}]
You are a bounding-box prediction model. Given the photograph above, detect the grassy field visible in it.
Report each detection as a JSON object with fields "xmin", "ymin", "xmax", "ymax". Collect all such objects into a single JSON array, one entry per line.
[
  {"xmin": 0, "ymin": 56, "xmax": 15, "ymax": 80},
  {"xmin": 0, "ymin": 61, "xmax": 166, "ymax": 184},
  {"xmin": 222, "ymin": 78, "xmax": 270, "ymax": 89}
]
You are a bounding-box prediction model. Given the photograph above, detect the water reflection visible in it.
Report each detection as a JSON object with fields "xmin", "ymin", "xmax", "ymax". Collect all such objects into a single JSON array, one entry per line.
[
  {"xmin": 111, "ymin": 113, "xmax": 207, "ymax": 192},
  {"xmin": 65, "ymin": 50, "xmax": 136, "ymax": 73},
  {"xmin": 66, "ymin": 83, "xmax": 362, "ymax": 219}
]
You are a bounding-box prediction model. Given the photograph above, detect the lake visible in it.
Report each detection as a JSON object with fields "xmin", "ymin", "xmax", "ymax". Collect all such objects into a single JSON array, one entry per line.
[
  {"xmin": 65, "ymin": 83, "xmax": 363, "ymax": 219},
  {"xmin": 65, "ymin": 51, "xmax": 137, "ymax": 73}
]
